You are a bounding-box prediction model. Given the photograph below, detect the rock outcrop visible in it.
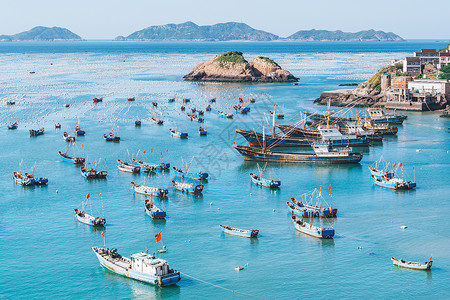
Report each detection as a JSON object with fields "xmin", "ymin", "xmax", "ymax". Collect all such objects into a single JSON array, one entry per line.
[{"xmin": 183, "ymin": 52, "xmax": 298, "ymax": 82}]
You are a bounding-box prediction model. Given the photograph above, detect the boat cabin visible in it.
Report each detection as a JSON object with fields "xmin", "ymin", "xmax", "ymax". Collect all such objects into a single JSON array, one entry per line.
[{"xmin": 130, "ymin": 253, "xmax": 170, "ymax": 276}]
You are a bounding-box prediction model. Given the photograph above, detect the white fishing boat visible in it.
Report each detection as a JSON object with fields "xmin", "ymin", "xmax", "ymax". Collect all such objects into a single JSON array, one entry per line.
[
  {"xmin": 391, "ymin": 257, "xmax": 432, "ymax": 270},
  {"xmin": 74, "ymin": 194, "xmax": 106, "ymax": 227},
  {"xmin": 92, "ymin": 247, "xmax": 181, "ymax": 286},
  {"xmin": 63, "ymin": 131, "xmax": 75, "ymax": 142},
  {"xmin": 131, "ymin": 182, "xmax": 168, "ymax": 197},
  {"xmin": 117, "ymin": 160, "xmax": 140, "ymax": 173},
  {"xmin": 220, "ymin": 225, "xmax": 259, "ymax": 238},
  {"xmin": 13, "ymin": 171, "xmax": 33, "ymax": 186},
  {"xmin": 171, "ymin": 180, "xmax": 203, "ymax": 194},
  {"xmin": 291, "ymin": 215, "xmax": 334, "ymax": 239},
  {"xmin": 144, "ymin": 199, "xmax": 166, "ymax": 219}
]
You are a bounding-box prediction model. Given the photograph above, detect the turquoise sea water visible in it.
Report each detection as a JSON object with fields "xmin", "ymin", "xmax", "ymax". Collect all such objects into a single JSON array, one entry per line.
[{"xmin": 0, "ymin": 41, "xmax": 450, "ymax": 299}]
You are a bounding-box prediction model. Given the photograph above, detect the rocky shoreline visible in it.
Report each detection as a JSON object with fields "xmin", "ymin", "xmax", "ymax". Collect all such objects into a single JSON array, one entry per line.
[{"xmin": 184, "ymin": 52, "xmax": 298, "ymax": 83}]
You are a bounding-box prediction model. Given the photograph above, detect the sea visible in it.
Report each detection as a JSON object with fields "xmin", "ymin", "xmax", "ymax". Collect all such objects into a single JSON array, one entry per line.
[{"xmin": 0, "ymin": 40, "xmax": 449, "ymax": 299}]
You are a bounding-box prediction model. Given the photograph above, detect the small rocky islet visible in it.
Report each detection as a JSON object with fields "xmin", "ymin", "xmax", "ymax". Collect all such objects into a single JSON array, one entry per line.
[{"xmin": 183, "ymin": 51, "xmax": 298, "ymax": 83}]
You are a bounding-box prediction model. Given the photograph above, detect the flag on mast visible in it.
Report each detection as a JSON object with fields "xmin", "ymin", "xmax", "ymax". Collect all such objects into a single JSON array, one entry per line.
[{"xmin": 155, "ymin": 231, "xmax": 162, "ymax": 243}]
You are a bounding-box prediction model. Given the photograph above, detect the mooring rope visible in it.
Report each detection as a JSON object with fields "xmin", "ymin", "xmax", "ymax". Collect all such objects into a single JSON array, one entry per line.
[{"xmin": 179, "ymin": 272, "xmax": 271, "ymax": 299}]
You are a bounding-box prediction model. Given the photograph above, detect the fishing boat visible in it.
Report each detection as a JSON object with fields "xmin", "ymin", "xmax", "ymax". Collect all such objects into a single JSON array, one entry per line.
[
  {"xmin": 13, "ymin": 171, "xmax": 33, "ymax": 186},
  {"xmin": 209, "ymin": 98, "xmax": 216, "ymax": 103},
  {"xmin": 132, "ymin": 158, "xmax": 169, "ymax": 171},
  {"xmin": 152, "ymin": 117, "xmax": 164, "ymax": 125},
  {"xmin": 183, "ymin": 98, "xmax": 190, "ymax": 103},
  {"xmin": 24, "ymin": 164, "xmax": 48, "ymax": 186},
  {"xmin": 173, "ymin": 166, "xmax": 208, "ymax": 180},
  {"xmin": 75, "ymin": 125, "xmax": 85, "ymax": 136},
  {"xmin": 232, "ymin": 144, "xmax": 363, "ymax": 164},
  {"xmin": 199, "ymin": 126, "xmax": 207, "ymax": 136},
  {"xmin": 371, "ymin": 175, "xmax": 416, "ymax": 190},
  {"xmin": 81, "ymin": 165, "xmax": 107, "ymax": 179},
  {"xmin": 29, "ymin": 128, "xmax": 44, "ymax": 136},
  {"xmin": 93, "ymin": 97, "xmax": 103, "ymax": 103},
  {"xmin": 171, "ymin": 180, "xmax": 203, "ymax": 194},
  {"xmin": 191, "ymin": 107, "xmax": 197, "ymax": 113},
  {"xmin": 131, "ymin": 182, "xmax": 169, "ymax": 197},
  {"xmin": 291, "ymin": 215, "xmax": 334, "ymax": 239},
  {"xmin": 218, "ymin": 111, "xmax": 233, "ymax": 119},
  {"xmin": 369, "ymin": 159, "xmax": 416, "ymax": 190},
  {"xmin": 234, "ymin": 106, "xmax": 250, "ymax": 114},
  {"xmin": 287, "ymin": 186, "xmax": 337, "ymax": 218},
  {"xmin": 169, "ymin": 129, "xmax": 188, "ymax": 138},
  {"xmin": 128, "ymin": 97, "xmax": 135, "ymax": 102},
  {"xmin": 367, "ymin": 108, "xmax": 407, "ymax": 124},
  {"xmin": 58, "ymin": 148, "xmax": 85, "ymax": 165},
  {"xmin": 198, "ymin": 110, "xmax": 204, "ymax": 116},
  {"xmin": 144, "ymin": 199, "xmax": 166, "ymax": 219},
  {"xmin": 206, "ymin": 105, "xmax": 212, "ymax": 111},
  {"xmin": 250, "ymin": 98, "xmax": 256, "ymax": 103},
  {"xmin": 117, "ymin": 160, "xmax": 140, "ymax": 173},
  {"xmin": 91, "ymin": 247, "xmax": 181, "ymax": 286},
  {"xmin": 219, "ymin": 225, "xmax": 259, "ymax": 238},
  {"xmin": 181, "ymin": 106, "xmax": 185, "ymax": 111},
  {"xmin": 7, "ymin": 122, "xmax": 18, "ymax": 129},
  {"xmin": 152, "ymin": 102, "xmax": 158, "ymax": 107},
  {"xmin": 135, "ymin": 120, "xmax": 141, "ymax": 126},
  {"xmin": 130, "ymin": 159, "xmax": 157, "ymax": 173},
  {"xmin": 168, "ymin": 98, "xmax": 175, "ymax": 103},
  {"xmin": 104, "ymin": 131, "xmax": 120, "ymax": 142},
  {"xmin": 63, "ymin": 131, "xmax": 76, "ymax": 142},
  {"xmin": 198, "ymin": 117, "xmax": 204, "ymax": 123},
  {"xmin": 277, "ymin": 114, "xmax": 284, "ymax": 119},
  {"xmin": 55, "ymin": 123, "xmax": 61, "ymax": 129},
  {"xmin": 74, "ymin": 208, "xmax": 106, "ymax": 226},
  {"xmin": 249, "ymin": 172, "xmax": 281, "ymax": 188},
  {"xmin": 391, "ymin": 257, "xmax": 432, "ymax": 270},
  {"xmin": 6, "ymin": 100, "xmax": 15, "ymax": 105}
]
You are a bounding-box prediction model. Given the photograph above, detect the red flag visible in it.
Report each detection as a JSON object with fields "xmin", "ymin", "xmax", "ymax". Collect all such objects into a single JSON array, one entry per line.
[
  {"xmin": 81, "ymin": 143, "xmax": 84, "ymax": 148},
  {"xmin": 413, "ymin": 166, "xmax": 415, "ymax": 170},
  {"xmin": 400, "ymin": 161, "xmax": 403, "ymax": 167},
  {"xmin": 328, "ymin": 185, "xmax": 332, "ymax": 195},
  {"xmin": 101, "ymin": 231, "xmax": 105, "ymax": 237},
  {"xmin": 86, "ymin": 193, "xmax": 90, "ymax": 199},
  {"xmin": 160, "ymin": 151, "xmax": 162, "ymax": 156},
  {"xmin": 156, "ymin": 172, "xmax": 159, "ymax": 178},
  {"xmin": 151, "ymin": 148, "xmax": 153, "ymax": 153},
  {"xmin": 393, "ymin": 161, "xmax": 397, "ymax": 167},
  {"xmin": 143, "ymin": 150, "xmax": 146, "ymax": 154},
  {"xmin": 99, "ymin": 192, "xmax": 102, "ymax": 197},
  {"xmin": 166, "ymin": 149, "xmax": 168, "ymax": 153},
  {"xmin": 155, "ymin": 231, "xmax": 162, "ymax": 243},
  {"xmin": 162, "ymin": 169, "xmax": 165, "ymax": 175},
  {"xmin": 94, "ymin": 160, "xmax": 96, "ymax": 164}
]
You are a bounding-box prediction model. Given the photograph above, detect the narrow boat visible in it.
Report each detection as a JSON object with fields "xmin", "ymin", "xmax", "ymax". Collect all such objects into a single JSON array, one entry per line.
[
  {"xmin": 7, "ymin": 122, "xmax": 18, "ymax": 129},
  {"xmin": 13, "ymin": 171, "xmax": 33, "ymax": 186},
  {"xmin": 58, "ymin": 150, "xmax": 85, "ymax": 165},
  {"xmin": 171, "ymin": 180, "xmax": 203, "ymax": 194},
  {"xmin": 104, "ymin": 132, "xmax": 120, "ymax": 142},
  {"xmin": 128, "ymin": 97, "xmax": 135, "ymax": 101},
  {"xmin": 91, "ymin": 247, "xmax": 181, "ymax": 286},
  {"xmin": 199, "ymin": 126, "xmax": 207, "ymax": 136},
  {"xmin": 391, "ymin": 257, "xmax": 432, "ymax": 270},
  {"xmin": 25, "ymin": 172, "xmax": 48, "ymax": 186},
  {"xmin": 172, "ymin": 166, "xmax": 208, "ymax": 180},
  {"xmin": 93, "ymin": 97, "xmax": 103, "ymax": 103},
  {"xmin": 63, "ymin": 131, "xmax": 75, "ymax": 142},
  {"xmin": 232, "ymin": 144, "xmax": 363, "ymax": 164},
  {"xmin": 74, "ymin": 208, "xmax": 106, "ymax": 226},
  {"xmin": 219, "ymin": 225, "xmax": 259, "ymax": 238},
  {"xmin": 291, "ymin": 215, "xmax": 334, "ymax": 239},
  {"xmin": 249, "ymin": 172, "xmax": 281, "ymax": 188},
  {"xmin": 117, "ymin": 160, "xmax": 140, "ymax": 173},
  {"xmin": 55, "ymin": 123, "xmax": 61, "ymax": 129},
  {"xmin": 168, "ymin": 98, "xmax": 175, "ymax": 103},
  {"xmin": 75, "ymin": 125, "xmax": 85, "ymax": 136},
  {"xmin": 170, "ymin": 129, "xmax": 188, "ymax": 138},
  {"xmin": 131, "ymin": 182, "xmax": 168, "ymax": 197},
  {"xmin": 144, "ymin": 199, "xmax": 166, "ymax": 219},
  {"xmin": 135, "ymin": 120, "xmax": 141, "ymax": 126},
  {"xmin": 29, "ymin": 128, "xmax": 44, "ymax": 136},
  {"xmin": 152, "ymin": 117, "xmax": 164, "ymax": 125}
]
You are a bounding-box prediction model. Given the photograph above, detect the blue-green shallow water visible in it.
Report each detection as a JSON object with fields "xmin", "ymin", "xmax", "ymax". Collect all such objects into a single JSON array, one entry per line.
[{"xmin": 0, "ymin": 41, "xmax": 450, "ymax": 299}]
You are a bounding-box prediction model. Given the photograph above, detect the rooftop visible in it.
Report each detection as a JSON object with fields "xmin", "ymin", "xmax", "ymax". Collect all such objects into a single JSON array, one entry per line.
[
  {"xmin": 421, "ymin": 49, "xmax": 437, "ymax": 53},
  {"xmin": 405, "ymin": 57, "xmax": 420, "ymax": 61},
  {"xmin": 440, "ymin": 52, "xmax": 450, "ymax": 57}
]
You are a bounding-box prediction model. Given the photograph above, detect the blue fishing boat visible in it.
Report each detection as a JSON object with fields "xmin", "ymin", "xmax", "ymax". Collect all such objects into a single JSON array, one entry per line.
[
  {"xmin": 183, "ymin": 98, "xmax": 191, "ymax": 103},
  {"xmin": 7, "ymin": 122, "xmax": 18, "ymax": 129},
  {"xmin": 75, "ymin": 125, "xmax": 85, "ymax": 136},
  {"xmin": 291, "ymin": 215, "xmax": 334, "ymax": 239},
  {"xmin": 93, "ymin": 97, "xmax": 103, "ymax": 103},
  {"xmin": 209, "ymin": 98, "xmax": 216, "ymax": 103},
  {"xmin": 369, "ymin": 159, "xmax": 416, "ymax": 190},
  {"xmin": 371, "ymin": 175, "xmax": 416, "ymax": 190},
  {"xmin": 234, "ymin": 105, "xmax": 250, "ymax": 114},
  {"xmin": 173, "ymin": 166, "xmax": 208, "ymax": 180},
  {"xmin": 135, "ymin": 119, "xmax": 141, "ymax": 126},
  {"xmin": 198, "ymin": 126, "xmax": 207, "ymax": 136},
  {"xmin": 13, "ymin": 171, "xmax": 34, "ymax": 186},
  {"xmin": 144, "ymin": 199, "xmax": 166, "ymax": 219},
  {"xmin": 152, "ymin": 117, "xmax": 164, "ymax": 125},
  {"xmin": 168, "ymin": 98, "xmax": 175, "ymax": 103},
  {"xmin": 6, "ymin": 100, "xmax": 15, "ymax": 105},
  {"xmin": 128, "ymin": 97, "xmax": 135, "ymax": 102},
  {"xmin": 249, "ymin": 172, "xmax": 281, "ymax": 188},
  {"xmin": 206, "ymin": 105, "xmax": 212, "ymax": 111},
  {"xmin": 24, "ymin": 165, "xmax": 48, "ymax": 186},
  {"xmin": 219, "ymin": 225, "xmax": 259, "ymax": 238},
  {"xmin": 218, "ymin": 111, "xmax": 233, "ymax": 119},
  {"xmin": 170, "ymin": 129, "xmax": 188, "ymax": 138},
  {"xmin": 287, "ymin": 187, "xmax": 337, "ymax": 218},
  {"xmin": 367, "ymin": 108, "xmax": 407, "ymax": 124},
  {"xmin": 58, "ymin": 150, "xmax": 85, "ymax": 165},
  {"xmin": 171, "ymin": 180, "xmax": 203, "ymax": 194},
  {"xmin": 131, "ymin": 159, "xmax": 157, "ymax": 173},
  {"xmin": 29, "ymin": 128, "xmax": 44, "ymax": 136},
  {"xmin": 198, "ymin": 117, "xmax": 204, "ymax": 123}
]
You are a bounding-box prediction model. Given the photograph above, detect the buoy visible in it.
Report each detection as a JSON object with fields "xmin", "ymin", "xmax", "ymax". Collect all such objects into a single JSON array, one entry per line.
[
  {"xmin": 358, "ymin": 246, "xmax": 362, "ymax": 249},
  {"xmin": 250, "ymin": 193, "xmax": 252, "ymax": 196},
  {"xmin": 188, "ymin": 240, "xmax": 191, "ymax": 243},
  {"xmin": 217, "ymin": 208, "xmax": 220, "ymax": 211},
  {"xmin": 56, "ymin": 190, "xmax": 58, "ymax": 193},
  {"xmin": 391, "ymin": 221, "xmax": 393, "ymax": 223},
  {"xmin": 210, "ymin": 202, "xmax": 213, "ymax": 206},
  {"xmin": 273, "ymin": 209, "xmax": 275, "ymax": 212},
  {"xmin": 274, "ymin": 191, "xmax": 277, "ymax": 194}
]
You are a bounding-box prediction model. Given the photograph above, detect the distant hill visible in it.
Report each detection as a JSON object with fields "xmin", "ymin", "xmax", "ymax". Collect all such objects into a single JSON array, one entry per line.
[
  {"xmin": 286, "ymin": 29, "xmax": 404, "ymax": 41},
  {"xmin": 0, "ymin": 26, "xmax": 83, "ymax": 41},
  {"xmin": 115, "ymin": 21, "xmax": 279, "ymax": 41}
]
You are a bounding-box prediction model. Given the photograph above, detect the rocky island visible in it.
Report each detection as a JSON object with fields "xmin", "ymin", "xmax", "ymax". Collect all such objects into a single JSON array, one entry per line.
[
  {"xmin": 0, "ymin": 26, "xmax": 83, "ymax": 41},
  {"xmin": 184, "ymin": 51, "xmax": 298, "ymax": 83},
  {"xmin": 287, "ymin": 29, "xmax": 403, "ymax": 42}
]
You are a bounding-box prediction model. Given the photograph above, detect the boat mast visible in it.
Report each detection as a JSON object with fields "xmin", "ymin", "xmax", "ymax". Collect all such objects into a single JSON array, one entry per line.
[
  {"xmin": 262, "ymin": 126, "xmax": 266, "ymax": 151},
  {"xmin": 272, "ymin": 105, "xmax": 276, "ymax": 137}
]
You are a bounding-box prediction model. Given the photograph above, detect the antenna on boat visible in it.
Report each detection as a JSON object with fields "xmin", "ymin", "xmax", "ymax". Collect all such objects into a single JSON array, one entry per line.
[{"xmin": 32, "ymin": 162, "xmax": 36, "ymax": 177}]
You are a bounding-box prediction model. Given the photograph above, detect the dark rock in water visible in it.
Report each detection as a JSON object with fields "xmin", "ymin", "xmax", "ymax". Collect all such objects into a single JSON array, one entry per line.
[{"xmin": 184, "ymin": 52, "xmax": 298, "ymax": 83}]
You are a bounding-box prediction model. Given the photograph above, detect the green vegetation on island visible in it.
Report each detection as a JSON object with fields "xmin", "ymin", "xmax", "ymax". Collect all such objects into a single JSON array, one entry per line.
[
  {"xmin": 216, "ymin": 52, "xmax": 248, "ymax": 64},
  {"xmin": 287, "ymin": 29, "xmax": 404, "ymax": 42},
  {"xmin": 439, "ymin": 65, "xmax": 450, "ymax": 79}
]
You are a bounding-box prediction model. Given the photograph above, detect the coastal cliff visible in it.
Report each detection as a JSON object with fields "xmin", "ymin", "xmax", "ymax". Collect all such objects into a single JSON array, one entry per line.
[{"xmin": 183, "ymin": 52, "xmax": 298, "ymax": 82}]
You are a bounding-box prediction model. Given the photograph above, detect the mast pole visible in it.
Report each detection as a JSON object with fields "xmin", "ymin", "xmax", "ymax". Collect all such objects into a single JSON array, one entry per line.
[{"xmin": 272, "ymin": 105, "xmax": 276, "ymax": 137}]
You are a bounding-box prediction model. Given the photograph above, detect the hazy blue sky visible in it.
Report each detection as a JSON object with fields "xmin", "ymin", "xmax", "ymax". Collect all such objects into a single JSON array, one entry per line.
[{"xmin": 2, "ymin": 0, "xmax": 449, "ymax": 39}]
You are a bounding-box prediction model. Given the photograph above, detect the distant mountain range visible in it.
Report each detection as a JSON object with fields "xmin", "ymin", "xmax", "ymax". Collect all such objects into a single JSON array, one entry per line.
[
  {"xmin": 116, "ymin": 22, "xmax": 404, "ymax": 42},
  {"xmin": 0, "ymin": 23, "xmax": 404, "ymax": 42},
  {"xmin": 0, "ymin": 26, "xmax": 83, "ymax": 41}
]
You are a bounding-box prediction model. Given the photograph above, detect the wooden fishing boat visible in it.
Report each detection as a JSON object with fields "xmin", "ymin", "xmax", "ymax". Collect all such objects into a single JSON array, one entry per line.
[
  {"xmin": 104, "ymin": 132, "xmax": 120, "ymax": 142},
  {"xmin": 198, "ymin": 110, "xmax": 204, "ymax": 116},
  {"xmin": 288, "ymin": 197, "xmax": 337, "ymax": 218},
  {"xmin": 209, "ymin": 98, "xmax": 216, "ymax": 103},
  {"xmin": 206, "ymin": 105, "xmax": 212, "ymax": 111},
  {"xmin": 144, "ymin": 199, "xmax": 166, "ymax": 219},
  {"xmin": 92, "ymin": 247, "xmax": 181, "ymax": 286},
  {"xmin": 199, "ymin": 126, "xmax": 207, "ymax": 136},
  {"xmin": 249, "ymin": 173, "xmax": 281, "ymax": 188},
  {"xmin": 93, "ymin": 97, "xmax": 103, "ymax": 103},
  {"xmin": 55, "ymin": 123, "xmax": 61, "ymax": 128},
  {"xmin": 13, "ymin": 171, "xmax": 33, "ymax": 186},
  {"xmin": 152, "ymin": 117, "xmax": 164, "ymax": 125},
  {"xmin": 183, "ymin": 98, "xmax": 191, "ymax": 103},
  {"xmin": 173, "ymin": 167, "xmax": 208, "ymax": 180},
  {"xmin": 7, "ymin": 122, "xmax": 18, "ymax": 130},
  {"xmin": 367, "ymin": 108, "xmax": 407, "ymax": 124},
  {"xmin": 81, "ymin": 166, "xmax": 107, "ymax": 179},
  {"xmin": 63, "ymin": 131, "xmax": 75, "ymax": 142},
  {"xmin": 168, "ymin": 98, "xmax": 175, "ymax": 103},
  {"xmin": 58, "ymin": 150, "xmax": 85, "ymax": 165},
  {"xmin": 6, "ymin": 100, "xmax": 15, "ymax": 105},
  {"xmin": 218, "ymin": 111, "xmax": 233, "ymax": 119},
  {"xmin": 128, "ymin": 97, "xmax": 135, "ymax": 102},
  {"xmin": 135, "ymin": 120, "xmax": 141, "ymax": 126},
  {"xmin": 291, "ymin": 215, "xmax": 334, "ymax": 239},
  {"xmin": 181, "ymin": 105, "xmax": 185, "ymax": 111},
  {"xmin": 132, "ymin": 158, "xmax": 169, "ymax": 171},
  {"xmin": 171, "ymin": 180, "xmax": 203, "ymax": 194},
  {"xmin": 232, "ymin": 144, "xmax": 363, "ymax": 164},
  {"xmin": 117, "ymin": 160, "xmax": 140, "ymax": 173},
  {"xmin": 131, "ymin": 182, "xmax": 168, "ymax": 197},
  {"xmin": 219, "ymin": 225, "xmax": 259, "ymax": 238},
  {"xmin": 29, "ymin": 128, "xmax": 44, "ymax": 136},
  {"xmin": 75, "ymin": 125, "xmax": 85, "ymax": 136},
  {"xmin": 391, "ymin": 257, "xmax": 432, "ymax": 270},
  {"xmin": 250, "ymin": 98, "xmax": 256, "ymax": 103},
  {"xmin": 25, "ymin": 172, "xmax": 48, "ymax": 185},
  {"xmin": 170, "ymin": 129, "xmax": 188, "ymax": 138},
  {"xmin": 74, "ymin": 208, "xmax": 106, "ymax": 226}
]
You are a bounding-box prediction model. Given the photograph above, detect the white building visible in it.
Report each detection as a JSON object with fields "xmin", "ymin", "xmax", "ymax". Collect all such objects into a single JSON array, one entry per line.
[
  {"xmin": 408, "ymin": 79, "xmax": 450, "ymax": 95},
  {"xmin": 403, "ymin": 57, "xmax": 421, "ymax": 74}
]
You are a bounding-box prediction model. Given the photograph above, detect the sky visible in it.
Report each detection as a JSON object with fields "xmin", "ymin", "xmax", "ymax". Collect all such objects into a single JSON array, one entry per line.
[{"xmin": 1, "ymin": 0, "xmax": 449, "ymax": 40}]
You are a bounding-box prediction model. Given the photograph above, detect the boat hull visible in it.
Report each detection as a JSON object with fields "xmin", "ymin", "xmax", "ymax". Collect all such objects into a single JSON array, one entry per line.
[
  {"xmin": 391, "ymin": 257, "xmax": 432, "ymax": 270},
  {"xmin": 220, "ymin": 225, "xmax": 258, "ymax": 238}
]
